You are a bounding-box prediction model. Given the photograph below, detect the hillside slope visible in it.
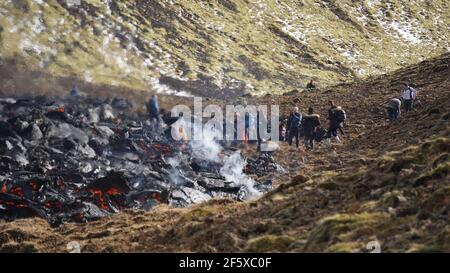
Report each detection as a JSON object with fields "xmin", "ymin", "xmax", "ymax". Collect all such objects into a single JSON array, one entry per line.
[
  {"xmin": 0, "ymin": 0, "xmax": 449, "ymax": 97},
  {"xmin": 0, "ymin": 53, "xmax": 448, "ymax": 253}
]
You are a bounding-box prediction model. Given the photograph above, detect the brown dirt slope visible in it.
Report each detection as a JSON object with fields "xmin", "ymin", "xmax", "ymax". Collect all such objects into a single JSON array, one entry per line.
[{"xmin": 0, "ymin": 53, "xmax": 448, "ymax": 253}]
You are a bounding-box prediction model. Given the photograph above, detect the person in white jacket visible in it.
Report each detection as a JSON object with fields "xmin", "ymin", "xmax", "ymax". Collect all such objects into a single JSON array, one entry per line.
[{"xmin": 401, "ymin": 83, "xmax": 417, "ymax": 113}]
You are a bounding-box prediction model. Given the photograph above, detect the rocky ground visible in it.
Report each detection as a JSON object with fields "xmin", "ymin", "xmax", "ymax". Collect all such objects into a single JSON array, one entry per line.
[{"xmin": 0, "ymin": 53, "xmax": 448, "ymax": 253}]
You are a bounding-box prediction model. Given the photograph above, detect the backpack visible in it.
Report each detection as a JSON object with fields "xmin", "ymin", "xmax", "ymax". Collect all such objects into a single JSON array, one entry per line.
[
  {"xmin": 314, "ymin": 127, "xmax": 328, "ymax": 142},
  {"xmin": 408, "ymin": 87, "xmax": 417, "ymax": 100},
  {"xmin": 335, "ymin": 109, "xmax": 346, "ymax": 123}
]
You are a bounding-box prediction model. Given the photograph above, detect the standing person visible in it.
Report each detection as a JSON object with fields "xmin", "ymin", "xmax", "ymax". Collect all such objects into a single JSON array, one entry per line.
[
  {"xmin": 70, "ymin": 85, "xmax": 81, "ymax": 97},
  {"xmin": 278, "ymin": 113, "xmax": 288, "ymax": 142},
  {"xmin": 233, "ymin": 112, "xmax": 240, "ymax": 145},
  {"xmin": 326, "ymin": 100, "xmax": 337, "ymax": 139},
  {"xmin": 401, "ymin": 83, "xmax": 417, "ymax": 113},
  {"xmin": 244, "ymin": 112, "xmax": 255, "ymax": 145},
  {"xmin": 287, "ymin": 107, "xmax": 302, "ymax": 148},
  {"xmin": 301, "ymin": 107, "xmax": 321, "ymax": 150},
  {"xmin": 327, "ymin": 101, "xmax": 337, "ymax": 120},
  {"xmin": 306, "ymin": 80, "xmax": 317, "ymax": 91},
  {"xmin": 256, "ymin": 110, "xmax": 268, "ymax": 151},
  {"xmin": 147, "ymin": 95, "xmax": 160, "ymax": 129},
  {"xmin": 386, "ymin": 98, "xmax": 402, "ymax": 121},
  {"xmin": 279, "ymin": 117, "xmax": 287, "ymax": 142},
  {"xmin": 285, "ymin": 110, "xmax": 293, "ymax": 142},
  {"xmin": 325, "ymin": 101, "xmax": 346, "ymax": 147}
]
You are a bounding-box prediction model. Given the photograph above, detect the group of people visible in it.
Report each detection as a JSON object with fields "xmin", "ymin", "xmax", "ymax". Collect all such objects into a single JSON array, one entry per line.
[
  {"xmin": 143, "ymin": 82, "xmax": 417, "ymax": 151},
  {"xmin": 386, "ymin": 83, "xmax": 418, "ymax": 121},
  {"xmin": 144, "ymin": 96, "xmax": 346, "ymax": 151},
  {"xmin": 281, "ymin": 101, "xmax": 346, "ymax": 150}
]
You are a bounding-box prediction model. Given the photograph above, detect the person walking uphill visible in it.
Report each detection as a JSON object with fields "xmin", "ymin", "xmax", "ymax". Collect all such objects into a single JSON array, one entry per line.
[
  {"xmin": 325, "ymin": 101, "xmax": 346, "ymax": 147},
  {"xmin": 287, "ymin": 107, "xmax": 302, "ymax": 148},
  {"xmin": 401, "ymin": 83, "xmax": 417, "ymax": 113},
  {"xmin": 302, "ymin": 107, "xmax": 321, "ymax": 150},
  {"xmin": 326, "ymin": 101, "xmax": 337, "ymax": 141},
  {"xmin": 387, "ymin": 98, "xmax": 401, "ymax": 121},
  {"xmin": 147, "ymin": 95, "xmax": 160, "ymax": 129}
]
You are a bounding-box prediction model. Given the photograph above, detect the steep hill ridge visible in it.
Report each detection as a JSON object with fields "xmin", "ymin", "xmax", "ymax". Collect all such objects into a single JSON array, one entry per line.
[{"xmin": 0, "ymin": 0, "xmax": 449, "ymax": 97}]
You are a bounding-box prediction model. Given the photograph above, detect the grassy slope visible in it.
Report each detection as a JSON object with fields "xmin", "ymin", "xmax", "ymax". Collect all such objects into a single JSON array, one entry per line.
[
  {"xmin": 0, "ymin": 0, "xmax": 449, "ymax": 97},
  {"xmin": 0, "ymin": 53, "xmax": 448, "ymax": 253}
]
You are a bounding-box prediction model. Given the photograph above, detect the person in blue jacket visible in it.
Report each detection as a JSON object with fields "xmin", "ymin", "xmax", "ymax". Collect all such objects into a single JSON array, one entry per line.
[
  {"xmin": 147, "ymin": 95, "xmax": 160, "ymax": 129},
  {"xmin": 287, "ymin": 107, "xmax": 302, "ymax": 148}
]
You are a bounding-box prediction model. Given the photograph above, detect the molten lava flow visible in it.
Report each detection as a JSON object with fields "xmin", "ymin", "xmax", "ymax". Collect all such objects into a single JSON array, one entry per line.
[
  {"xmin": 1, "ymin": 200, "xmax": 28, "ymax": 209},
  {"xmin": 10, "ymin": 187, "xmax": 24, "ymax": 198},
  {"xmin": 151, "ymin": 192, "xmax": 161, "ymax": 202},
  {"xmin": 29, "ymin": 181, "xmax": 39, "ymax": 191},
  {"xmin": 45, "ymin": 201, "xmax": 62, "ymax": 210},
  {"xmin": 105, "ymin": 187, "xmax": 122, "ymax": 196},
  {"xmin": 1, "ymin": 184, "xmax": 25, "ymax": 198},
  {"xmin": 89, "ymin": 187, "xmax": 125, "ymax": 209},
  {"xmin": 48, "ymin": 107, "xmax": 65, "ymax": 113},
  {"xmin": 77, "ymin": 212, "xmax": 85, "ymax": 221},
  {"xmin": 151, "ymin": 143, "xmax": 173, "ymax": 155},
  {"xmin": 87, "ymin": 185, "xmax": 129, "ymax": 211},
  {"xmin": 89, "ymin": 189, "xmax": 108, "ymax": 210}
]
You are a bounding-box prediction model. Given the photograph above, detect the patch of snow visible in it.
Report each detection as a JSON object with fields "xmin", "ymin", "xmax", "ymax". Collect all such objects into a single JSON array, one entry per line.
[
  {"xmin": 33, "ymin": 0, "xmax": 45, "ymax": 5},
  {"xmin": 389, "ymin": 21, "xmax": 421, "ymax": 44},
  {"xmin": 354, "ymin": 6, "xmax": 369, "ymax": 25},
  {"xmin": 30, "ymin": 15, "xmax": 46, "ymax": 34},
  {"xmin": 18, "ymin": 36, "xmax": 57, "ymax": 58},
  {"xmin": 248, "ymin": 0, "xmax": 268, "ymax": 27},
  {"xmin": 84, "ymin": 71, "xmax": 93, "ymax": 83},
  {"xmin": 366, "ymin": 0, "xmax": 381, "ymax": 9},
  {"xmin": 282, "ymin": 63, "xmax": 294, "ymax": 70},
  {"xmin": 284, "ymin": 51, "xmax": 297, "ymax": 59},
  {"xmin": 148, "ymin": 77, "xmax": 193, "ymax": 97},
  {"xmin": 279, "ymin": 20, "xmax": 307, "ymax": 42},
  {"xmin": 142, "ymin": 57, "xmax": 154, "ymax": 67}
]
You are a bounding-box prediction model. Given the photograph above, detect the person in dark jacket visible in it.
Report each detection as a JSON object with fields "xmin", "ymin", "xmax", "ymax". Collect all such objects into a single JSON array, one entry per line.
[
  {"xmin": 278, "ymin": 113, "xmax": 288, "ymax": 142},
  {"xmin": 287, "ymin": 107, "xmax": 302, "ymax": 148},
  {"xmin": 280, "ymin": 122, "xmax": 287, "ymax": 142},
  {"xmin": 386, "ymin": 98, "xmax": 401, "ymax": 121},
  {"xmin": 326, "ymin": 101, "xmax": 337, "ymax": 138},
  {"xmin": 306, "ymin": 80, "xmax": 317, "ymax": 91},
  {"xmin": 147, "ymin": 95, "xmax": 160, "ymax": 129},
  {"xmin": 285, "ymin": 110, "xmax": 293, "ymax": 142},
  {"xmin": 244, "ymin": 112, "xmax": 256, "ymax": 144},
  {"xmin": 301, "ymin": 107, "xmax": 321, "ymax": 150},
  {"xmin": 325, "ymin": 101, "xmax": 346, "ymax": 147}
]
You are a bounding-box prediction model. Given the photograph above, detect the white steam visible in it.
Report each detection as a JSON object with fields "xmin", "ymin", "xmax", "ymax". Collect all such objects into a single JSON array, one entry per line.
[
  {"xmin": 220, "ymin": 151, "xmax": 262, "ymax": 200},
  {"xmin": 189, "ymin": 121, "xmax": 222, "ymax": 162},
  {"xmin": 189, "ymin": 123, "xmax": 261, "ymax": 200},
  {"xmin": 166, "ymin": 155, "xmax": 184, "ymax": 185}
]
